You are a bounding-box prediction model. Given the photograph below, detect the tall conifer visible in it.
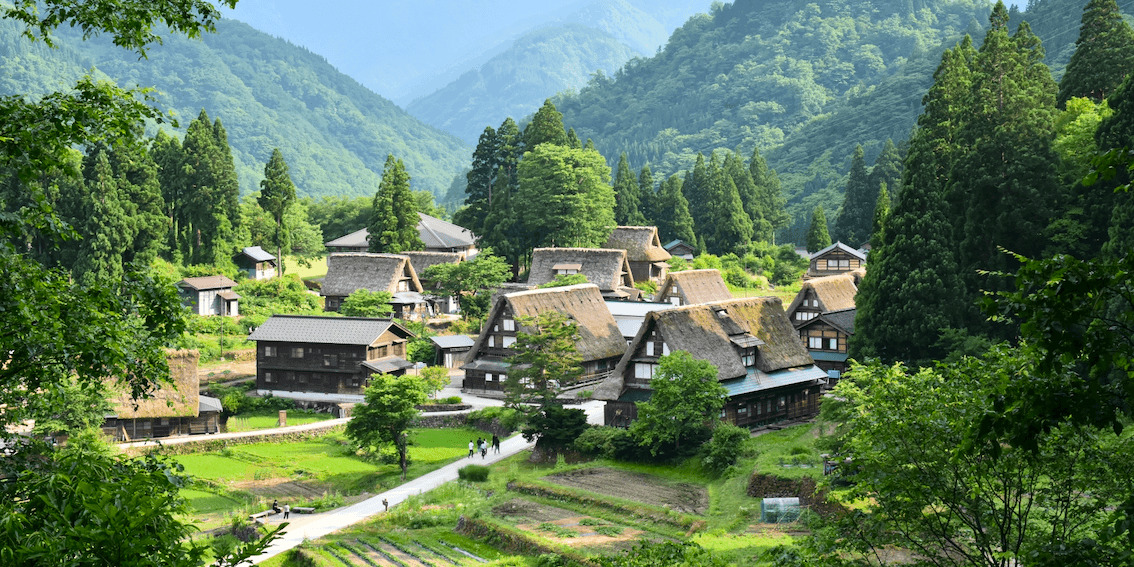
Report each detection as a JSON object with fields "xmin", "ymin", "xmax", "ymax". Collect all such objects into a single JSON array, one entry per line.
[
  {"xmin": 638, "ymin": 165, "xmax": 656, "ymax": 225},
  {"xmin": 654, "ymin": 174, "xmax": 695, "ymax": 246},
  {"xmin": 368, "ymin": 155, "xmax": 424, "ymax": 253},
  {"xmin": 749, "ymin": 147, "xmax": 789, "ymax": 240},
  {"xmin": 806, "ymin": 206, "xmax": 831, "ymax": 253},
  {"xmin": 613, "ymin": 153, "xmax": 646, "ymax": 225},
  {"xmin": 453, "ymin": 125, "xmax": 499, "ymax": 236},
  {"xmin": 523, "ymin": 99, "xmax": 568, "ymax": 148},
  {"xmin": 835, "ymin": 145, "xmax": 874, "ymax": 246},
  {"xmin": 258, "ymin": 148, "xmax": 297, "ymax": 273},
  {"xmin": 1057, "ymin": 0, "xmax": 1134, "ymax": 106},
  {"xmin": 706, "ymin": 154, "xmax": 752, "ymax": 254}
]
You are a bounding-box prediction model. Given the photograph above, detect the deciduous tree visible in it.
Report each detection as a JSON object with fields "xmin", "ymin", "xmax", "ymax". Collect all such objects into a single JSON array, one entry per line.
[
  {"xmin": 346, "ymin": 373, "xmax": 429, "ymax": 480},
  {"xmin": 630, "ymin": 351, "xmax": 725, "ymax": 456},
  {"xmin": 339, "ymin": 289, "xmax": 393, "ymax": 318}
]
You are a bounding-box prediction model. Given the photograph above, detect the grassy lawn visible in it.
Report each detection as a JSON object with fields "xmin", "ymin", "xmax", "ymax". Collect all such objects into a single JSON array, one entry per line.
[
  {"xmin": 177, "ymin": 427, "xmax": 485, "ymax": 529},
  {"xmin": 280, "ymin": 254, "xmax": 327, "ymax": 280},
  {"xmin": 225, "ymin": 409, "xmax": 336, "ymax": 432}
]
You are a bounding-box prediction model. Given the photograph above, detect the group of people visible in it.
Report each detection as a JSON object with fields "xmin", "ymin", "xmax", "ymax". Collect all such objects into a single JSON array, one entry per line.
[
  {"xmin": 468, "ymin": 434, "xmax": 500, "ymax": 458},
  {"xmin": 271, "ymin": 499, "xmax": 290, "ymax": 519}
]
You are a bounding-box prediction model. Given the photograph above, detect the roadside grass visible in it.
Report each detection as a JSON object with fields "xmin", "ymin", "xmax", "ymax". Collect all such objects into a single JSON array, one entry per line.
[
  {"xmin": 225, "ymin": 409, "xmax": 337, "ymax": 432},
  {"xmin": 750, "ymin": 424, "xmax": 824, "ymax": 480}
]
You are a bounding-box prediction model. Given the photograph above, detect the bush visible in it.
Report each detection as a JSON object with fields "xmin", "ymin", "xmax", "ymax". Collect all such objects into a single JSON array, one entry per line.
[
  {"xmin": 702, "ymin": 424, "xmax": 751, "ymax": 476},
  {"xmin": 457, "ymin": 464, "xmax": 490, "ymax": 482},
  {"xmin": 466, "ymin": 406, "xmax": 524, "ymax": 434},
  {"xmin": 572, "ymin": 426, "xmax": 631, "ymax": 459},
  {"xmin": 439, "ymin": 396, "xmax": 462, "ymax": 405}
]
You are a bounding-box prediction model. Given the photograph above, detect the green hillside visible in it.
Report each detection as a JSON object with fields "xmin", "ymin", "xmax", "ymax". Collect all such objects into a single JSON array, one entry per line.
[
  {"xmin": 407, "ymin": 24, "xmax": 637, "ymax": 145},
  {"xmin": 553, "ymin": 0, "xmax": 1112, "ymax": 240},
  {"xmin": 0, "ymin": 17, "xmax": 470, "ymax": 199}
]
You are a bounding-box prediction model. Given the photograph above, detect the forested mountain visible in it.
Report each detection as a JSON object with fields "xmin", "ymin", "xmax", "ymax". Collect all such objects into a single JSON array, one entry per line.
[
  {"xmin": 407, "ymin": 0, "xmax": 704, "ymax": 144},
  {"xmin": 0, "ymin": 17, "xmax": 470, "ymax": 198},
  {"xmin": 407, "ymin": 24, "xmax": 637, "ymax": 145},
  {"xmin": 553, "ymin": 0, "xmax": 1124, "ymax": 240}
]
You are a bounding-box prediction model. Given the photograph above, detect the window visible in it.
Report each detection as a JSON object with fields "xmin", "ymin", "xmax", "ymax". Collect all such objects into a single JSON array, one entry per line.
[
  {"xmin": 485, "ymin": 373, "xmax": 494, "ymax": 382},
  {"xmin": 828, "ymin": 338, "xmax": 838, "ymax": 350},
  {"xmin": 556, "ymin": 268, "xmax": 578, "ymax": 275},
  {"xmin": 397, "ymin": 280, "xmax": 409, "ymax": 291},
  {"xmin": 502, "ymin": 336, "xmax": 516, "ymax": 348},
  {"xmin": 742, "ymin": 347, "xmax": 756, "ymax": 367},
  {"xmin": 376, "ymin": 345, "xmax": 388, "ymax": 358},
  {"xmin": 756, "ymin": 401, "xmax": 762, "ymax": 415},
  {"xmin": 264, "ymin": 345, "xmax": 277, "ymax": 357},
  {"xmin": 350, "ymin": 377, "xmax": 360, "ymax": 387},
  {"xmin": 488, "ymin": 335, "xmax": 496, "ymax": 348},
  {"xmin": 738, "ymin": 405, "xmax": 748, "ymax": 415},
  {"xmin": 662, "ymin": 343, "xmax": 670, "ymax": 355},
  {"xmin": 503, "ymin": 318, "xmax": 515, "ymax": 331},
  {"xmin": 634, "ymin": 363, "xmax": 657, "ymax": 380},
  {"xmin": 796, "ymin": 311, "xmax": 816, "ymax": 322},
  {"xmin": 646, "ymin": 342, "xmax": 655, "ymax": 356},
  {"xmin": 291, "ymin": 347, "xmax": 304, "ymax": 358},
  {"xmin": 264, "ymin": 372, "xmax": 273, "ymax": 383},
  {"xmin": 808, "ymin": 336, "xmax": 823, "ymax": 349},
  {"xmin": 323, "ymin": 354, "xmax": 338, "ymax": 367}
]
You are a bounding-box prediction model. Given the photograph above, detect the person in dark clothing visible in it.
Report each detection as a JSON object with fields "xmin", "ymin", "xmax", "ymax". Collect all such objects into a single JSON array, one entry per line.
[
  {"xmin": 491, "ymin": 434, "xmax": 500, "ymax": 454},
  {"xmin": 271, "ymin": 499, "xmax": 280, "ymax": 514}
]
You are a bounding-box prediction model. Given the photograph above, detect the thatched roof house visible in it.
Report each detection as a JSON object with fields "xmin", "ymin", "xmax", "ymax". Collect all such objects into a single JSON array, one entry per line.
[
  {"xmin": 102, "ymin": 349, "xmax": 221, "ymax": 441},
  {"xmin": 797, "ymin": 307, "xmax": 857, "ymax": 387},
  {"xmin": 321, "ymin": 253, "xmax": 423, "ymax": 313},
  {"xmin": 527, "ymin": 248, "xmax": 638, "ymax": 300},
  {"xmin": 462, "ymin": 283, "xmax": 627, "ymax": 392},
  {"xmin": 402, "ymin": 251, "xmax": 462, "ymax": 283},
  {"xmin": 596, "ymin": 297, "xmax": 825, "ymax": 429},
  {"xmin": 654, "ymin": 269, "xmax": 733, "ymax": 306},
  {"xmin": 785, "ymin": 273, "xmax": 859, "ymax": 327},
  {"xmin": 604, "ymin": 226, "xmax": 671, "ymax": 282}
]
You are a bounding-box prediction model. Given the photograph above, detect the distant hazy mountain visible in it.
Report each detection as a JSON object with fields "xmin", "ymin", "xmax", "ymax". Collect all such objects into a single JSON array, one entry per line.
[
  {"xmin": 223, "ymin": 0, "xmax": 707, "ymax": 106},
  {"xmin": 0, "ymin": 17, "xmax": 470, "ymax": 198}
]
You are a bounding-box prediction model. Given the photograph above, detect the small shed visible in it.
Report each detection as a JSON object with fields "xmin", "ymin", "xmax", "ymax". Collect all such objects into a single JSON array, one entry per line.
[
  {"xmin": 663, "ymin": 239, "xmax": 696, "ymax": 261},
  {"xmin": 177, "ymin": 275, "xmax": 239, "ymax": 316},
  {"xmin": 430, "ymin": 335, "xmax": 475, "ymax": 368},
  {"xmin": 235, "ymin": 246, "xmax": 277, "ymax": 280}
]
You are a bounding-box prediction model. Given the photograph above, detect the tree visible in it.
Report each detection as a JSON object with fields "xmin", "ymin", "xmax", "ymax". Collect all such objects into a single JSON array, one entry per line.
[
  {"xmin": 504, "ymin": 312, "xmax": 581, "ymax": 415},
  {"xmin": 339, "ymin": 289, "xmax": 393, "ymax": 317},
  {"xmin": 637, "ymin": 164, "xmax": 656, "ymax": 224},
  {"xmin": 683, "ymin": 153, "xmax": 710, "ymax": 235},
  {"xmin": 834, "ymin": 144, "xmax": 875, "ymax": 246},
  {"xmin": 805, "ymin": 206, "xmax": 831, "ymax": 253},
  {"xmin": 422, "ymin": 250, "xmax": 511, "ymax": 321},
  {"xmin": 1057, "ymin": 0, "xmax": 1134, "ymax": 107},
  {"xmin": 630, "ymin": 351, "xmax": 726, "ymax": 457},
  {"xmin": 653, "ymin": 174, "xmax": 696, "ymax": 245},
  {"xmin": 0, "ymin": 0, "xmax": 281, "ymax": 562},
  {"xmin": 867, "ymin": 138, "xmax": 903, "ymax": 203},
  {"xmin": 514, "ymin": 144, "xmax": 615, "ymax": 252},
  {"xmin": 869, "ymin": 182, "xmax": 891, "ymax": 247},
  {"xmin": 367, "ymin": 155, "xmax": 424, "ymax": 253},
  {"xmin": 258, "ymin": 148, "xmax": 297, "ymax": 275},
  {"xmin": 345, "ymin": 373, "xmax": 429, "ymax": 480},
  {"xmin": 73, "ymin": 150, "xmax": 132, "ymax": 284},
  {"xmin": 749, "ymin": 147, "xmax": 789, "ymax": 238},
  {"xmin": 523, "ymin": 99, "xmax": 568, "ymax": 148},
  {"xmin": 613, "ymin": 152, "xmax": 647, "ymax": 225},
  {"xmin": 453, "ymin": 125, "xmax": 499, "ymax": 238},
  {"xmin": 420, "ymin": 365, "xmax": 450, "ymax": 399},
  {"xmin": 705, "ymin": 156, "xmax": 753, "ymax": 255},
  {"xmin": 813, "ymin": 352, "xmax": 1132, "ymax": 566},
  {"xmin": 178, "ymin": 110, "xmax": 242, "ymax": 266}
]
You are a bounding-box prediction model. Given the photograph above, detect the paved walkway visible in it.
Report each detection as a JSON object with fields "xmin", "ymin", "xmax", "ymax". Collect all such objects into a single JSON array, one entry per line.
[{"xmin": 251, "ymin": 432, "xmax": 536, "ymax": 563}]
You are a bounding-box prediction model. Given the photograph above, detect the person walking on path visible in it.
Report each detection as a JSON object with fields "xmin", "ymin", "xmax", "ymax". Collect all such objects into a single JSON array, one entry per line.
[
  {"xmin": 480, "ymin": 439, "xmax": 487, "ymax": 459},
  {"xmin": 283, "ymin": 504, "xmax": 290, "ymax": 519},
  {"xmin": 492, "ymin": 434, "xmax": 500, "ymax": 454},
  {"xmin": 468, "ymin": 440, "xmax": 474, "ymax": 458}
]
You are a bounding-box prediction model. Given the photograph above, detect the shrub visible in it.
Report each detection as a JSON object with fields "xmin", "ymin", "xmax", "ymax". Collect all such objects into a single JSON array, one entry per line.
[
  {"xmin": 466, "ymin": 406, "xmax": 523, "ymax": 434},
  {"xmin": 439, "ymin": 396, "xmax": 462, "ymax": 405},
  {"xmin": 572, "ymin": 426, "xmax": 630, "ymax": 459},
  {"xmin": 457, "ymin": 464, "xmax": 490, "ymax": 482},
  {"xmin": 702, "ymin": 424, "xmax": 751, "ymax": 476}
]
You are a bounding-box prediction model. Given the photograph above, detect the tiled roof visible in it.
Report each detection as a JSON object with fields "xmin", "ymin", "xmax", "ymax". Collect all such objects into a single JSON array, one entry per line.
[
  {"xmin": 240, "ymin": 246, "xmax": 276, "ymax": 262},
  {"xmin": 248, "ymin": 315, "xmax": 408, "ymax": 345},
  {"xmin": 178, "ymin": 275, "xmax": 237, "ymax": 291}
]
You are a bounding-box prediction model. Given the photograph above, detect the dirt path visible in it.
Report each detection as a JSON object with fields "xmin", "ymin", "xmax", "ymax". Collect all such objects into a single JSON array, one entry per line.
[{"xmin": 545, "ymin": 467, "xmax": 708, "ymax": 515}]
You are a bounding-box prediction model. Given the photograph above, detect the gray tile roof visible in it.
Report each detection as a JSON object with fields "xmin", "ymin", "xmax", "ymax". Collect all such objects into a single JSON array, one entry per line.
[
  {"xmin": 240, "ymin": 246, "xmax": 276, "ymax": 262},
  {"xmin": 323, "ymin": 213, "xmax": 475, "ymax": 251},
  {"xmin": 178, "ymin": 275, "xmax": 238, "ymax": 291},
  {"xmin": 430, "ymin": 335, "xmax": 475, "ymax": 349},
  {"xmin": 248, "ymin": 315, "xmax": 403, "ymax": 345}
]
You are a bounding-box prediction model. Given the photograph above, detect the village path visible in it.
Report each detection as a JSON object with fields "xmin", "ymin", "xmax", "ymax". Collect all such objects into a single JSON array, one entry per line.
[{"xmin": 251, "ymin": 397, "xmax": 607, "ymax": 563}]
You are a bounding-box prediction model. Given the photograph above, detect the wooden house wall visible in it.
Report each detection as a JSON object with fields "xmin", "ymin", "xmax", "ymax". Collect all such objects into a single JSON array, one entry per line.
[
  {"xmin": 255, "ymin": 338, "xmax": 407, "ymax": 396},
  {"xmin": 103, "ymin": 413, "xmax": 220, "ymax": 442},
  {"xmin": 722, "ymin": 385, "xmax": 821, "ymax": 429},
  {"xmin": 628, "ymin": 261, "xmax": 667, "ymax": 283},
  {"xmin": 798, "ymin": 322, "xmax": 847, "ymax": 353},
  {"xmin": 809, "ymin": 250, "xmax": 863, "ymax": 276},
  {"xmin": 790, "ymin": 289, "xmax": 822, "ymax": 326}
]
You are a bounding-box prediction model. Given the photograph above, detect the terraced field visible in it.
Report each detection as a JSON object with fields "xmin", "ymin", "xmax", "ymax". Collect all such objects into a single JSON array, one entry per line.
[{"xmin": 288, "ymin": 534, "xmax": 488, "ymax": 566}]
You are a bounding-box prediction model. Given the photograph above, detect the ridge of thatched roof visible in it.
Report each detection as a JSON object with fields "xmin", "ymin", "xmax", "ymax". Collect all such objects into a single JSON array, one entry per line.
[
  {"xmin": 655, "ymin": 269, "xmax": 732, "ymax": 305},
  {"xmin": 108, "ymin": 349, "xmax": 199, "ymax": 419},
  {"xmin": 527, "ymin": 248, "xmax": 634, "ymax": 290},
  {"xmin": 321, "ymin": 253, "xmax": 423, "ymax": 297},
  {"xmin": 469, "ymin": 284, "xmax": 626, "ymax": 363},
  {"xmin": 604, "ymin": 226, "xmax": 672, "ymax": 263},
  {"xmin": 595, "ymin": 297, "xmax": 812, "ymax": 400},
  {"xmin": 785, "ymin": 273, "xmax": 858, "ymax": 316},
  {"xmin": 402, "ymin": 251, "xmax": 462, "ymax": 279}
]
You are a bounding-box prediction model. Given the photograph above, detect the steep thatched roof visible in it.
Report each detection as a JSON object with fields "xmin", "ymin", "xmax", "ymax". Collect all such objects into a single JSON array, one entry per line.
[
  {"xmin": 402, "ymin": 251, "xmax": 462, "ymax": 281},
  {"xmin": 596, "ymin": 297, "xmax": 813, "ymax": 400},
  {"xmin": 655, "ymin": 269, "xmax": 732, "ymax": 305},
  {"xmin": 321, "ymin": 253, "xmax": 423, "ymax": 297},
  {"xmin": 469, "ymin": 283, "xmax": 626, "ymax": 363},
  {"xmin": 785, "ymin": 273, "xmax": 858, "ymax": 316},
  {"xmin": 527, "ymin": 248, "xmax": 634, "ymax": 291},
  {"xmin": 604, "ymin": 226, "xmax": 671, "ymax": 263},
  {"xmin": 108, "ymin": 349, "xmax": 199, "ymax": 419}
]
